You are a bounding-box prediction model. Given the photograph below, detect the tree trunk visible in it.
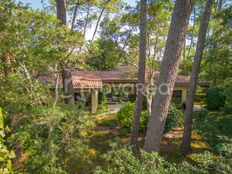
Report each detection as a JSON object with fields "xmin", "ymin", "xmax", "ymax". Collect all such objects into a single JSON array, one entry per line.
[
  {"xmin": 146, "ymin": 97, "xmax": 152, "ymax": 117},
  {"xmin": 1, "ymin": 52, "xmax": 12, "ymax": 77},
  {"xmin": 71, "ymin": 0, "xmax": 80, "ymax": 32},
  {"xmin": 83, "ymin": 5, "xmax": 90, "ymax": 37},
  {"xmin": 130, "ymin": 0, "xmax": 147, "ymax": 156},
  {"xmin": 183, "ymin": 37, "xmax": 186, "ymax": 61},
  {"xmin": 182, "ymin": 0, "xmax": 213, "ymax": 155},
  {"xmin": 91, "ymin": 8, "xmax": 105, "ymax": 41},
  {"xmin": 56, "ymin": 0, "xmax": 75, "ymax": 105},
  {"xmin": 56, "ymin": 0, "xmax": 67, "ymax": 25},
  {"xmin": 217, "ymin": 0, "xmax": 223, "ymax": 11},
  {"xmin": 187, "ymin": 7, "xmax": 196, "ymax": 58},
  {"xmin": 79, "ymin": 5, "xmax": 90, "ymax": 52},
  {"xmin": 144, "ymin": 0, "xmax": 193, "ymax": 152},
  {"xmin": 146, "ymin": 72, "xmax": 155, "ymax": 117},
  {"xmin": 62, "ymin": 69, "xmax": 75, "ymax": 104}
]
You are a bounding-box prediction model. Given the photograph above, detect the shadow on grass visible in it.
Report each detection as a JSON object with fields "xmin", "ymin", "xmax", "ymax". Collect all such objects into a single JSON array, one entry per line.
[
  {"xmin": 160, "ymin": 128, "xmax": 209, "ymax": 164},
  {"xmin": 67, "ymin": 115, "xmax": 209, "ymax": 174},
  {"xmin": 68, "ymin": 114, "xmax": 119, "ymax": 174}
]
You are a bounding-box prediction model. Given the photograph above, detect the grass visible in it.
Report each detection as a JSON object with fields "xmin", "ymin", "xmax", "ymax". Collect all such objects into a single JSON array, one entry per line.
[{"xmin": 76, "ymin": 113, "xmax": 209, "ymax": 173}]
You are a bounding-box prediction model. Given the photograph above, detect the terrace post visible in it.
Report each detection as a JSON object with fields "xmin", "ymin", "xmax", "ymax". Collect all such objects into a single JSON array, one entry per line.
[
  {"xmin": 181, "ymin": 89, "xmax": 187, "ymax": 103},
  {"xmin": 91, "ymin": 89, "xmax": 98, "ymax": 113}
]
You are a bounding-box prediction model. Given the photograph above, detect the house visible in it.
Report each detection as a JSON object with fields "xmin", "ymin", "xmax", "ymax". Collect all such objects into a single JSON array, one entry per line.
[{"xmin": 68, "ymin": 66, "xmax": 208, "ymax": 113}]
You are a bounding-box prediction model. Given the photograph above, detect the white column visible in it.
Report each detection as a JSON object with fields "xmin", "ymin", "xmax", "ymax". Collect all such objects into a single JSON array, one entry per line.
[
  {"xmin": 91, "ymin": 89, "xmax": 98, "ymax": 113},
  {"xmin": 181, "ymin": 89, "xmax": 187, "ymax": 103}
]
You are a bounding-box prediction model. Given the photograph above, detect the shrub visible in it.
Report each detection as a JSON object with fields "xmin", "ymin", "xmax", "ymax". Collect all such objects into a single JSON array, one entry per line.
[
  {"xmin": 8, "ymin": 104, "xmax": 93, "ymax": 174},
  {"xmin": 0, "ymin": 108, "xmax": 15, "ymax": 174},
  {"xmin": 164, "ymin": 105, "xmax": 183, "ymax": 133},
  {"xmin": 222, "ymin": 78, "xmax": 232, "ymax": 113},
  {"xmin": 0, "ymin": 74, "xmax": 51, "ymax": 114},
  {"xmin": 101, "ymin": 95, "xmax": 108, "ymax": 109},
  {"xmin": 216, "ymin": 137, "xmax": 232, "ymax": 158},
  {"xmin": 194, "ymin": 110, "xmax": 232, "ymax": 153},
  {"xmin": 94, "ymin": 146, "xmax": 178, "ymax": 174},
  {"xmin": 94, "ymin": 145, "xmax": 232, "ymax": 174},
  {"xmin": 194, "ymin": 110, "xmax": 209, "ymax": 123},
  {"xmin": 93, "ymin": 145, "xmax": 213, "ymax": 174},
  {"xmin": 117, "ymin": 102, "xmax": 182, "ymax": 134},
  {"xmin": 117, "ymin": 102, "xmax": 148, "ymax": 133},
  {"xmin": 206, "ymin": 87, "xmax": 225, "ymax": 111}
]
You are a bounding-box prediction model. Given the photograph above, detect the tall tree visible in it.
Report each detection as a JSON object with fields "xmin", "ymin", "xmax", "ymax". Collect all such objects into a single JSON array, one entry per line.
[
  {"xmin": 130, "ymin": 0, "xmax": 147, "ymax": 156},
  {"xmin": 71, "ymin": 0, "xmax": 80, "ymax": 32},
  {"xmin": 144, "ymin": 0, "xmax": 193, "ymax": 152},
  {"xmin": 182, "ymin": 0, "xmax": 213, "ymax": 155},
  {"xmin": 56, "ymin": 0, "xmax": 75, "ymax": 105}
]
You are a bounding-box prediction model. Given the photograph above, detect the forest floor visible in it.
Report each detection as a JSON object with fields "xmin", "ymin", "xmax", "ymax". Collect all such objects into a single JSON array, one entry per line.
[{"xmin": 80, "ymin": 114, "xmax": 209, "ymax": 173}]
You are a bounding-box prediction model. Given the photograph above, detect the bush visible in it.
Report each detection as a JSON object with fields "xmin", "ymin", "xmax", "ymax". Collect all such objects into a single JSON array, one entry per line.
[
  {"xmin": 117, "ymin": 102, "xmax": 182, "ymax": 134},
  {"xmin": 194, "ymin": 110, "xmax": 209, "ymax": 123},
  {"xmin": 0, "ymin": 108, "xmax": 15, "ymax": 174},
  {"xmin": 206, "ymin": 87, "xmax": 225, "ymax": 111},
  {"xmin": 194, "ymin": 110, "xmax": 232, "ymax": 153},
  {"xmin": 164, "ymin": 105, "xmax": 183, "ymax": 133},
  {"xmin": 94, "ymin": 145, "xmax": 232, "ymax": 174},
  {"xmin": 94, "ymin": 146, "xmax": 178, "ymax": 174},
  {"xmin": 93, "ymin": 145, "xmax": 214, "ymax": 174},
  {"xmin": 117, "ymin": 102, "xmax": 148, "ymax": 133},
  {"xmin": 222, "ymin": 78, "xmax": 232, "ymax": 113},
  {"xmin": 7, "ymin": 104, "xmax": 93, "ymax": 174}
]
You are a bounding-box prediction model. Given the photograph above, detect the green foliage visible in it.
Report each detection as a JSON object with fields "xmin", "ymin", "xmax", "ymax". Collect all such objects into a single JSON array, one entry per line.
[
  {"xmin": 117, "ymin": 102, "xmax": 148, "ymax": 133},
  {"xmin": 86, "ymin": 39, "xmax": 123, "ymax": 70},
  {"xmin": 0, "ymin": 0, "xmax": 231, "ymax": 173},
  {"xmin": 0, "ymin": 0, "xmax": 84, "ymax": 75},
  {"xmin": 202, "ymin": 5, "xmax": 232, "ymax": 85},
  {"xmin": 101, "ymin": 95, "xmax": 108, "ymax": 109},
  {"xmin": 194, "ymin": 110, "xmax": 232, "ymax": 153},
  {"xmin": 194, "ymin": 110, "xmax": 209, "ymax": 123},
  {"xmin": 93, "ymin": 145, "xmax": 223, "ymax": 174},
  {"xmin": 216, "ymin": 137, "xmax": 232, "ymax": 159},
  {"xmin": 206, "ymin": 87, "xmax": 225, "ymax": 111},
  {"xmin": 117, "ymin": 102, "xmax": 182, "ymax": 134},
  {"xmin": 164, "ymin": 105, "xmax": 183, "ymax": 133},
  {"xmin": 222, "ymin": 78, "xmax": 232, "ymax": 113},
  {"xmin": 0, "ymin": 108, "xmax": 15, "ymax": 174},
  {"xmin": 7, "ymin": 104, "xmax": 93, "ymax": 174},
  {"xmin": 0, "ymin": 2, "xmax": 93, "ymax": 173},
  {"xmin": 0, "ymin": 51, "xmax": 92, "ymax": 174},
  {"xmin": 0, "ymin": 74, "xmax": 51, "ymax": 114},
  {"xmin": 197, "ymin": 79, "xmax": 232, "ymax": 152},
  {"xmin": 94, "ymin": 146, "xmax": 178, "ymax": 174}
]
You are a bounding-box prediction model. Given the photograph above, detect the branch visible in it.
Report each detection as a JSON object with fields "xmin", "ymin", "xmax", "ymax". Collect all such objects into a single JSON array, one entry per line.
[{"xmin": 125, "ymin": 56, "xmax": 139, "ymax": 70}]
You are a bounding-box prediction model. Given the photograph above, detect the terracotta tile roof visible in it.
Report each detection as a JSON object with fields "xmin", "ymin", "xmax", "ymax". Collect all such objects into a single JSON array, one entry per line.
[
  {"xmin": 72, "ymin": 70, "xmax": 191, "ymax": 84},
  {"xmin": 39, "ymin": 74, "xmax": 102, "ymax": 89},
  {"xmin": 113, "ymin": 65, "xmax": 137, "ymax": 72},
  {"xmin": 72, "ymin": 71, "xmax": 138, "ymax": 82},
  {"xmin": 40, "ymin": 66, "xmax": 208, "ymax": 89},
  {"xmin": 72, "ymin": 76, "xmax": 102, "ymax": 89},
  {"xmin": 152, "ymin": 72, "xmax": 190, "ymax": 84}
]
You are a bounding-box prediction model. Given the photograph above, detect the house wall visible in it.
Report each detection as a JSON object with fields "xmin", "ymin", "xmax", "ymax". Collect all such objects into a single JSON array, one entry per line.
[
  {"xmin": 173, "ymin": 85, "xmax": 188, "ymax": 103},
  {"xmin": 74, "ymin": 83, "xmax": 189, "ymax": 113}
]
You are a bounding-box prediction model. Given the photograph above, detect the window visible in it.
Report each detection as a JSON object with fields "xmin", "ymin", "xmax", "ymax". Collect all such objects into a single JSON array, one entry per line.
[{"xmin": 172, "ymin": 90, "xmax": 182, "ymax": 104}]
